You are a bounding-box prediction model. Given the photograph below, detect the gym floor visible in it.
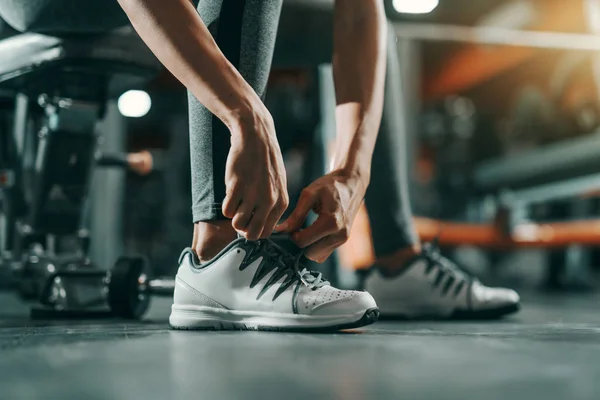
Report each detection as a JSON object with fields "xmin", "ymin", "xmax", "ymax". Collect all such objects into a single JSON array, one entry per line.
[{"xmin": 1, "ymin": 292, "xmax": 599, "ymax": 399}]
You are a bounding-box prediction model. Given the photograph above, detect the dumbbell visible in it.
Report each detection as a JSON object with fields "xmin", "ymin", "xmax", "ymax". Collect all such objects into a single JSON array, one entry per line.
[
  {"xmin": 107, "ymin": 256, "xmax": 175, "ymax": 319},
  {"xmin": 20, "ymin": 255, "xmax": 174, "ymax": 320}
]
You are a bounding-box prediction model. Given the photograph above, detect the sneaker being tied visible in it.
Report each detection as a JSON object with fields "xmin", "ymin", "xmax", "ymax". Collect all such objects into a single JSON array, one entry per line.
[{"xmin": 169, "ymin": 237, "xmax": 379, "ymax": 331}]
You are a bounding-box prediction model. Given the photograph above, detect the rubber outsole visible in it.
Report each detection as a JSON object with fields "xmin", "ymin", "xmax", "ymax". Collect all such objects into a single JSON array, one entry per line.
[
  {"xmin": 378, "ymin": 303, "xmax": 520, "ymax": 321},
  {"xmin": 170, "ymin": 307, "xmax": 380, "ymax": 333}
]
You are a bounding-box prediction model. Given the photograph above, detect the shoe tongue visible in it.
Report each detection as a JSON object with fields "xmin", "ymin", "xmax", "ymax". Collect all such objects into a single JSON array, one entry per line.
[{"xmin": 266, "ymin": 233, "xmax": 303, "ymax": 257}]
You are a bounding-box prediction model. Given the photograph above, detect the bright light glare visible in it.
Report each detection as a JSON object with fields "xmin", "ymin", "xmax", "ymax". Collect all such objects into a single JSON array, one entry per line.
[
  {"xmin": 393, "ymin": 0, "xmax": 439, "ymax": 14},
  {"xmin": 117, "ymin": 90, "xmax": 151, "ymax": 118}
]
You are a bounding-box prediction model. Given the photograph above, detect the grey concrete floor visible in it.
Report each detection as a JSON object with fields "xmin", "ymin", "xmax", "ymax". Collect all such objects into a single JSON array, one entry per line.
[{"xmin": 1, "ymin": 292, "xmax": 599, "ymax": 400}]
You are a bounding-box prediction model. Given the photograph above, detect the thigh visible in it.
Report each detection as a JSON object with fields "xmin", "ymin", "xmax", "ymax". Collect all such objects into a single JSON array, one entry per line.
[{"xmin": 0, "ymin": 0, "xmax": 128, "ymax": 33}]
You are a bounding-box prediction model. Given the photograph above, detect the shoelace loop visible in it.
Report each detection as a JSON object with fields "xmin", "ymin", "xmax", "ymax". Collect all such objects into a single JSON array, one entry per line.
[{"xmin": 256, "ymin": 239, "xmax": 329, "ymax": 290}]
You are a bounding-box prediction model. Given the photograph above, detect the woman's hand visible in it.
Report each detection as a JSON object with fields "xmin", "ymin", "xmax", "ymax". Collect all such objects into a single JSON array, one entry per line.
[
  {"xmin": 224, "ymin": 111, "xmax": 289, "ymax": 240},
  {"xmin": 276, "ymin": 170, "xmax": 366, "ymax": 262}
]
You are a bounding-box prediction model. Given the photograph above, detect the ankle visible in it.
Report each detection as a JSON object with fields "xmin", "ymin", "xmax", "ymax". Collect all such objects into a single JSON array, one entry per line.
[
  {"xmin": 375, "ymin": 243, "xmax": 422, "ymax": 273},
  {"xmin": 193, "ymin": 221, "xmax": 237, "ymax": 262}
]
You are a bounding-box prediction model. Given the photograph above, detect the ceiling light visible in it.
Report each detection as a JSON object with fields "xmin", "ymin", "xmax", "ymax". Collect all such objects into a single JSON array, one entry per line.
[{"xmin": 392, "ymin": 0, "xmax": 439, "ymax": 14}]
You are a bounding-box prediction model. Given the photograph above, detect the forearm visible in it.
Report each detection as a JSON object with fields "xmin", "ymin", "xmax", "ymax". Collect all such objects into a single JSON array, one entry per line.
[
  {"xmin": 331, "ymin": 0, "xmax": 387, "ymax": 184},
  {"xmin": 117, "ymin": 0, "xmax": 266, "ymax": 132}
]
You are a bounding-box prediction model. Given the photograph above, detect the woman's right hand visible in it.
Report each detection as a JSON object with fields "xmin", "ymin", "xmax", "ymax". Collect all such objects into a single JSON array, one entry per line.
[{"xmin": 223, "ymin": 109, "xmax": 289, "ymax": 240}]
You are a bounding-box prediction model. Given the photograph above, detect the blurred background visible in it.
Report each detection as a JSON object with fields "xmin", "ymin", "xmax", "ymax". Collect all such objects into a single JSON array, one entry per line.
[
  {"xmin": 2, "ymin": 2, "xmax": 600, "ymax": 397},
  {"xmin": 5, "ymin": 0, "xmax": 600, "ymax": 294}
]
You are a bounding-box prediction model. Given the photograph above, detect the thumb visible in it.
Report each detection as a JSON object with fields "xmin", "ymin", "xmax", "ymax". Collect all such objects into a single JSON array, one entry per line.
[{"xmin": 276, "ymin": 189, "xmax": 317, "ymax": 233}]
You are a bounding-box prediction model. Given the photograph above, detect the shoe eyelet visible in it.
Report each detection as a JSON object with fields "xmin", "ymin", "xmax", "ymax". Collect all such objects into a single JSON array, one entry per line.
[{"xmin": 237, "ymin": 250, "xmax": 240, "ymax": 254}]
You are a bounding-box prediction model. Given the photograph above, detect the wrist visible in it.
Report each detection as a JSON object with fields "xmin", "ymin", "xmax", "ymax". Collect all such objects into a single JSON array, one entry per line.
[
  {"xmin": 333, "ymin": 164, "xmax": 371, "ymax": 193},
  {"xmin": 331, "ymin": 130, "xmax": 375, "ymax": 187},
  {"xmin": 332, "ymin": 152, "xmax": 371, "ymax": 186},
  {"xmin": 226, "ymin": 100, "xmax": 272, "ymax": 138}
]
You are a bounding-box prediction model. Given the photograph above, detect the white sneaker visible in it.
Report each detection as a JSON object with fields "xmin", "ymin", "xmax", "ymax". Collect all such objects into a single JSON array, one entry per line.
[
  {"xmin": 169, "ymin": 237, "xmax": 379, "ymax": 331},
  {"xmin": 364, "ymin": 244, "xmax": 520, "ymax": 319}
]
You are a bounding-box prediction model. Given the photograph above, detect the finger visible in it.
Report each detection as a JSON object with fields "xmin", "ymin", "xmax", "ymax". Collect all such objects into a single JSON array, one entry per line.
[
  {"xmin": 260, "ymin": 206, "xmax": 285, "ymax": 239},
  {"xmin": 273, "ymin": 223, "xmax": 286, "ymax": 232},
  {"xmin": 304, "ymin": 235, "xmax": 341, "ymax": 263},
  {"xmin": 231, "ymin": 203, "xmax": 254, "ymax": 233},
  {"xmin": 245, "ymin": 207, "xmax": 270, "ymax": 241},
  {"xmin": 276, "ymin": 189, "xmax": 318, "ymax": 233},
  {"xmin": 222, "ymin": 191, "xmax": 242, "ymax": 219},
  {"xmin": 292, "ymin": 216, "xmax": 337, "ymax": 248}
]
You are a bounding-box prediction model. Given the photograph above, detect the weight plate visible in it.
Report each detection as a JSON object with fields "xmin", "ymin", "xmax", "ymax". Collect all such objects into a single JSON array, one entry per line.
[{"xmin": 108, "ymin": 257, "xmax": 151, "ymax": 319}]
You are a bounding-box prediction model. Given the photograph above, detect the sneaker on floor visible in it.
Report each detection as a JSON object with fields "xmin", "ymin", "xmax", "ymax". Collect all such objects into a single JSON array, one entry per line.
[
  {"xmin": 169, "ymin": 237, "xmax": 379, "ymax": 331},
  {"xmin": 364, "ymin": 243, "xmax": 520, "ymax": 320}
]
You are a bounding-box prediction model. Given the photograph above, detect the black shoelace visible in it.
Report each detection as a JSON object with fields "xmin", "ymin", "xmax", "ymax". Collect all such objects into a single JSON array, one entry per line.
[
  {"xmin": 242, "ymin": 239, "xmax": 329, "ymax": 301},
  {"xmin": 418, "ymin": 242, "xmax": 473, "ymax": 295}
]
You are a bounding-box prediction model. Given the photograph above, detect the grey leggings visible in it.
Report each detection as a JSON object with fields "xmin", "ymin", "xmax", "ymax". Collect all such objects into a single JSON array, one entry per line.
[{"xmin": 191, "ymin": 0, "xmax": 418, "ymax": 257}]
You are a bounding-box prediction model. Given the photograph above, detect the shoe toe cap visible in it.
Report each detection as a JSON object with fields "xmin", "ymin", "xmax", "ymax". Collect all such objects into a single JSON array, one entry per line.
[
  {"xmin": 308, "ymin": 289, "xmax": 378, "ymax": 316},
  {"xmin": 472, "ymin": 282, "xmax": 520, "ymax": 310}
]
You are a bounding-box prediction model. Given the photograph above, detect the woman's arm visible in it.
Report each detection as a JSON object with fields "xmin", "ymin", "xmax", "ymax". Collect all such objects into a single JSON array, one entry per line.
[
  {"xmin": 276, "ymin": 0, "xmax": 387, "ymax": 262},
  {"xmin": 117, "ymin": 0, "xmax": 265, "ymax": 130},
  {"xmin": 331, "ymin": 0, "xmax": 387, "ymax": 185}
]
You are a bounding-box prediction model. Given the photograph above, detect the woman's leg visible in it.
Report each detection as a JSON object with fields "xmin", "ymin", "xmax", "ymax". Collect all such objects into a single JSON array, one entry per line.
[
  {"xmin": 188, "ymin": 0, "xmax": 283, "ymax": 261},
  {"xmin": 364, "ymin": 26, "xmax": 421, "ymax": 268}
]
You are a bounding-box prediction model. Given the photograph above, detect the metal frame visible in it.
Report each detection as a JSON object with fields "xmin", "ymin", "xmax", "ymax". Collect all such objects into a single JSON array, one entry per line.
[
  {"xmin": 475, "ymin": 131, "xmax": 600, "ymax": 191},
  {"xmin": 394, "ymin": 22, "xmax": 600, "ymax": 51}
]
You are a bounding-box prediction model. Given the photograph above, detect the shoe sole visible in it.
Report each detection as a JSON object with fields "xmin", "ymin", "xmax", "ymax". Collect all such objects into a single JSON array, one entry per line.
[
  {"xmin": 378, "ymin": 302, "xmax": 520, "ymax": 321},
  {"xmin": 451, "ymin": 302, "xmax": 520, "ymax": 320},
  {"xmin": 169, "ymin": 305, "xmax": 380, "ymax": 332}
]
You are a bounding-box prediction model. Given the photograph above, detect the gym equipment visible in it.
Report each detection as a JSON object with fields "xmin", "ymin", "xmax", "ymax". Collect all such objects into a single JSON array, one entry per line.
[
  {"xmin": 0, "ymin": 17, "xmax": 163, "ymax": 318},
  {"xmin": 14, "ymin": 254, "xmax": 175, "ymax": 319},
  {"xmin": 469, "ymin": 129, "xmax": 600, "ymax": 247},
  {"xmin": 474, "ymin": 130, "xmax": 600, "ymax": 200},
  {"xmin": 107, "ymin": 258, "xmax": 174, "ymax": 319},
  {"xmin": 1, "ymin": 146, "xmax": 170, "ymax": 319},
  {"xmin": 2, "ymin": 144, "xmax": 170, "ymax": 319},
  {"xmin": 394, "ymin": 22, "xmax": 600, "ymax": 52}
]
